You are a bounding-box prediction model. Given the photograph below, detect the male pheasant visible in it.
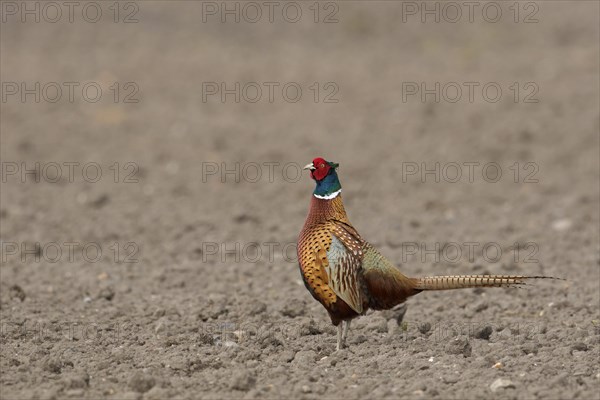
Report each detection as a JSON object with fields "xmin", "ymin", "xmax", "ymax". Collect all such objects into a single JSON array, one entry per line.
[{"xmin": 297, "ymin": 157, "xmax": 555, "ymax": 350}]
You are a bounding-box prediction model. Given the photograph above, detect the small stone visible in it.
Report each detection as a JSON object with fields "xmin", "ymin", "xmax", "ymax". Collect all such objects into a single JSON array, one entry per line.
[
  {"xmin": 443, "ymin": 375, "xmax": 459, "ymax": 384},
  {"xmin": 128, "ymin": 372, "xmax": 155, "ymax": 393},
  {"xmin": 492, "ymin": 362, "xmax": 503, "ymax": 369},
  {"xmin": 83, "ymin": 296, "xmax": 92, "ymax": 303},
  {"xmin": 490, "ymin": 378, "xmax": 515, "ymax": 392},
  {"xmin": 301, "ymin": 385, "xmax": 311, "ymax": 393},
  {"xmin": 230, "ymin": 370, "xmax": 256, "ymax": 391}
]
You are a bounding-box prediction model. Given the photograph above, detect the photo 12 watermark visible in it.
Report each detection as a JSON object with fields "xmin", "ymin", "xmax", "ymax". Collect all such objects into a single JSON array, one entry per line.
[
  {"xmin": 400, "ymin": 1, "xmax": 539, "ymax": 24},
  {"xmin": 200, "ymin": 1, "xmax": 339, "ymax": 23},
  {"xmin": 1, "ymin": 1, "xmax": 140, "ymax": 23},
  {"xmin": 401, "ymin": 162, "xmax": 539, "ymax": 184},
  {"xmin": 201, "ymin": 82, "xmax": 339, "ymax": 104},
  {"xmin": 402, "ymin": 82, "xmax": 539, "ymax": 104},
  {"xmin": 1, "ymin": 162, "xmax": 140, "ymax": 184},
  {"xmin": 1, "ymin": 241, "xmax": 140, "ymax": 264},
  {"xmin": 1, "ymin": 82, "xmax": 140, "ymax": 104},
  {"xmin": 398, "ymin": 241, "xmax": 539, "ymax": 264}
]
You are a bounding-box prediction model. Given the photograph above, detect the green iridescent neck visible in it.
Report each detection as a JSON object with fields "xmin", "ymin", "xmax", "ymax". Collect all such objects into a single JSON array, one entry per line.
[{"xmin": 314, "ymin": 169, "xmax": 342, "ymax": 199}]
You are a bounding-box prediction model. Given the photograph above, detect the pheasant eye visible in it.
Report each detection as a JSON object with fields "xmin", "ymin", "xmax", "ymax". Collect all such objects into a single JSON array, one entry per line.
[{"xmin": 320, "ymin": 163, "xmax": 325, "ymax": 168}]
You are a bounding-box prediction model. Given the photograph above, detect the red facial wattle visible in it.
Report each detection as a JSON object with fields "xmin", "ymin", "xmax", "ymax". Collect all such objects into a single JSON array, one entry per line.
[{"xmin": 311, "ymin": 157, "xmax": 330, "ymax": 181}]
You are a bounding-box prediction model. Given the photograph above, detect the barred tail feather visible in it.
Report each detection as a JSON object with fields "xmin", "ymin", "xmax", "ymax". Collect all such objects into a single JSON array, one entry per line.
[{"xmin": 413, "ymin": 275, "xmax": 560, "ymax": 290}]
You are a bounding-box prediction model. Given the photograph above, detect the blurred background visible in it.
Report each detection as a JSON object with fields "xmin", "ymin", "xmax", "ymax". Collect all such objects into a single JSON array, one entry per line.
[{"xmin": 1, "ymin": 1, "xmax": 599, "ymax": 399}]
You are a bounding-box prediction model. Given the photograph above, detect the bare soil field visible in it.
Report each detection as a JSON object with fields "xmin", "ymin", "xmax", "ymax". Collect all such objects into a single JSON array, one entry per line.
[{"xmin": 1, "ymin": 2, "xmax": 599, "ymax": 399}]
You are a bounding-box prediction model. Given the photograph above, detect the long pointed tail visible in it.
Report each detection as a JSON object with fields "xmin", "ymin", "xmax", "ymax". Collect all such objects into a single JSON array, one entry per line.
[{"xmin": 413, "ymin": 275, "xmax": 561, "ymax": 290}]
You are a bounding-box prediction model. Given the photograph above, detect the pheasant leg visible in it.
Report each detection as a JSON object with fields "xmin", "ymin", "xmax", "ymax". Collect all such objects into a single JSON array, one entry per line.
[{"xmin": 341, "ymin": 320, "xmax": 351, "ymax": 347}]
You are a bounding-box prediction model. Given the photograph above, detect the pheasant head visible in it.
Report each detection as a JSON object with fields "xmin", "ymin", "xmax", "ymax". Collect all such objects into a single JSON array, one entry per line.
[{"xmin": 303, "ymin": 157, "xmax": 341, "ymax": 199}]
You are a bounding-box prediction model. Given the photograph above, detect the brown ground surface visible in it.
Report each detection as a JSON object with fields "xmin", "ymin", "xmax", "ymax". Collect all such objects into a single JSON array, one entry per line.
[{"xmin": 1, "ymin": 2, "xmax": 599, "ymax": 399}]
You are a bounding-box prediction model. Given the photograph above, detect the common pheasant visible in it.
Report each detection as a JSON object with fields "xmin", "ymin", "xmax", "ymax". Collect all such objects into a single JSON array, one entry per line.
[{"xmin": 297, "ymin": 157, "xmax": 556, "ymax": 350}]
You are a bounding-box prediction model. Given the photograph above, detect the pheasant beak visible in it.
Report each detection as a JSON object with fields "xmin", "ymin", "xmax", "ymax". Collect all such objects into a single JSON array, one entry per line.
[{"xmin": 303, "ymin": 163, "xmax": 316, "ymax": 170}]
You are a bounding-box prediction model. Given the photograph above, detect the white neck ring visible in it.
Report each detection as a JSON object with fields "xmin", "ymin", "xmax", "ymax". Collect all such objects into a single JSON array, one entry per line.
[{"xmin": 313, "ymin": 189, "xmax": 341, "ymax": 200}]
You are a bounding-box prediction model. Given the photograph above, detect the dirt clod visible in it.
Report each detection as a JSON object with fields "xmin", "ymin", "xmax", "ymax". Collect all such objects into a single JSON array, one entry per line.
[
  {"xmin": 128, "ymin": 372, "xmax": 156, "ymax": 393},
  {"xmin": 9, "ymin": 285, "xmax": 26, "ymax": 302},
  {"xmin": 445, "ymin": 337, "xmax": 472, "ymax": 357},
  {"xmin": 473, "ymin": 325, "xmax": 493, "ymax": 340},
  {"xmin": 230, "ymin": 370, "xmax": 256, "ymax": 391},
  {"xmin": 293, "ymin": 350, "xmax": 317, "ymax": 365},
  {"xmin": 490, "ymin": 378, "xmax": 516, "ymax": 392}
]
